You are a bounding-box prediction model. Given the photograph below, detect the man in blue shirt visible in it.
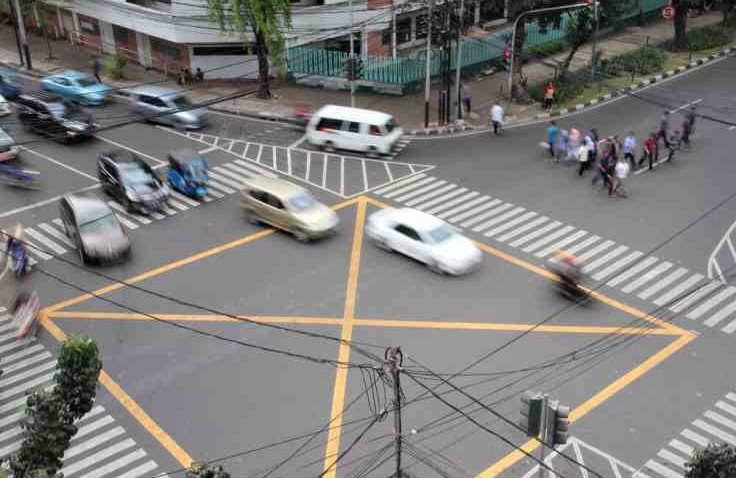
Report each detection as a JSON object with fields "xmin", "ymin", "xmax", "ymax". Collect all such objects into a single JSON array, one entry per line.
[
  {"xmin": 623, "ymin": 132, "xmax": 636, "ymax": 170},
  {"xmin": 547, "ymin": 121, "xmax": 559, "ymax": 159}
]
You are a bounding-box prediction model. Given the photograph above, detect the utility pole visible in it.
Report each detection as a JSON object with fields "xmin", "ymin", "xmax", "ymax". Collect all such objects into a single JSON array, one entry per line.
[
  {"xmin": 349, "ymin": 0, "xmax": 356, "ymax": 107},
  {"xmin": 384, "ymin": 347, "xmax": 403, "ymax": 478},
  {"xmin": 453, "ymin": 0, "xmax": 464, "ymax": 121},
  {"xmin": 443, "ymin": 0, "xmax": 452, "ymax": 124},
  {"xmin": 11, "ymin": 0, "xmax": 31, "ymax": 70},
  {"xmin": 7, "ymin": 0, "xmax": 23, "ymax": 66},
  {"xmin": 538, "ymin": 394, "xmax": 549, "ymax": 478},
  {"xmin": 591, "ymin": 0, "xmax": 599, "ymax": 85},
  {"xmin": 424, "ymin": 0, "xmax": 433, "ymax": 128},
  {"xmin": 391, "ymin": 0, "xmax": 397, "ymax": 58}
]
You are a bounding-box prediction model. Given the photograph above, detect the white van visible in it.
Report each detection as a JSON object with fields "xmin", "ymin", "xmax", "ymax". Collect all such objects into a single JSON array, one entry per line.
[{"xmin": 306, "ymin": 105, "xmax": 403, "ymax": 156}]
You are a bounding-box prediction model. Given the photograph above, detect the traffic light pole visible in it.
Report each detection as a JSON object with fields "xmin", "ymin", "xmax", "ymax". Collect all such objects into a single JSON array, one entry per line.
[
  {"xmin": 453, "ymin": 0, "xmax": 464, "ymax": 121},
  {"xmin": 349, "ymin": 0, "xmax": 356, "ymax": 107},
  {"xmin": 424, "ymin": 0, "xmax": 433, "ymax": 128},
  {"xmin": 385, "ymin": 347, "xmax": 403, "ymax": 478},
  {"xmin": 538, "ymin": 394, "xmax": 549, "ymax": 478}
]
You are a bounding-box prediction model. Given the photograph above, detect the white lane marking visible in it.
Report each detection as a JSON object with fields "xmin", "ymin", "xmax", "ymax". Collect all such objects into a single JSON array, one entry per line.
[
  {"xmin": 159, "ymin": 203, "xmax": 178, "ymax": 216},
  {"xmin": 340, "ymin": 157, "xmax": 345, "ymax": 196},
  {"xmin": 704, "ymin": 299, "xmax": 736, "ymax": 327},
  {"xmin": 680, "ymin": 428, "xmax": 709, "ymax": 447},
  {"xmin": 446, "ymin": 198, "xmax": 501, "ymax": 224},
  {"xmin": 73, "ymin": 415, "xmax": 115, "ymax": 440},
  {"xmin": 233, "ymin": 159, "xmax": 277, "ymax": 178},
  {"xmin": 384, "ymin": 162, "xmax": 393, "ymax": 182},
  {"xmin": 0, "ymin": 371, "xmax": 55, "ymax": 399},
  {"xmin": 621, "ymin": 261, "xmax": 673, "ymax": 294},
  {"xmin": 402, "ymin": 182, "xmax": 454, "ymax": 205},
  {"xmin": 592, "ymin": 251, "xmax": 644, "ymax": 281},
  {"xmin": 207, "ymin": 179, "xmax": 236, "ymax": 195},
  {"xmin": 693, "ymin": 419, "xmax": 736, "ymax": 445},
  {"xmin": 668, "ymin": 439, "xmax": 694, "ymax": 457},
  {"xmin": 461, "ymin": 203, "xmax": 513, "ymax": 229},
  {"xmin": 107, "ymin": 201, "xmax": 151, "ymax": 224},
  {"xmin": 257, "ymin": 144, "xmax": 263, "ymax": 163},
  {"xmin": 582, "ymin": 245, "xmax": 629, "ymax": 274},
  {"xmin": 577, "ymin": 239, "xmax": 615, "ymax": 263},
  {"xmin": 306, "ymin": 152, "xmax": 312, "ymax": 181},
  {"xmin": 383, "ymin": 176, "xmax": 436, "ymax": 199},
  {"xmin": 212, "ymin": 166, "xmax": 250, "ymax": 186},
  {"xmin": 657, "ymin": 449, "xmax": 687, "ymax": 469},
  {"xmin": 643, "ymin": 460, "xmax": 683, "ymax": 478},
  {"xmin": 550, "ymin": 235, "xmax": 601, "ymax": 261},
  {"xmin": 653, "ymin": 274, "xmax": 704, "ymax": 307},
  {"xmin": 669, "ymin": 98, "xmax": 702, "ymax": 114},
  {"xmin": 272, "ymin": 146, "xmax": 277, "ymax": 169},
  {"xmin": 1, "ymin": 351, "xmax": 52, "ymax": 373},
  {"xmin": 20, "ymin": 147, "xmax": 98, "ymax": 181},
  {"xmin": 96, "ymin": 135, "xmax": 166, "ymax": 166},
  {"xmin": 521, "ymin": 225, "xmax": 575, "ymax": 253},
  {"xmin": 484, "ymin": 211, "xmax": 538, "ymax": 238},
  {"xmin": 497, "ymin": 216, "xmax": 550, "ymax": 243},
  {"xmin": 63, "ymin": 426, "xmax": 126, "ymax": 460},
  {"xmin": 77, "ymin": 448, "xmax": 148, "ymax": 478},
  {"xmin": 510, "ymin": 221, "xmax": 563, "ymax": 248},
  {"xmin": 427, "ymin": 191, "xmax": 479, "ymax": 216},
  {"xmin": 37, "ymin": 223, "xmax": 75, "ymax": 248},
  {"xmin": 687, "ymin": 286, "xmax": 736, "ymax": 320},
  {"xmin": 374, "ymin": 173, "xmax": 427, "ymax": 195},
  {"xmin": 106, "ymin": 203, "xmax": 142, "ymax": 230},
  {"xmin": 61, "ymin": 438, "xmax": 137, "ymax": 476},
  {"xmin": 716, "ymin": 400, "xmax": 736, "ymax": 418},
  {"xmin": 115, "ymin": 460, "xmax": 159, "ymax": 478},
  {"xmin": 729, "ymin": 126, "xmax": 736, "ymax": 131},
  {"xmin": 197, "ymin": 146, "xmax": 218, "ymax": 154},
  {"xmin": 361, "ymin": 157, "xmax": 368, "ymax": 192},
  {"xmin": 705, "ymin": 410, "xmax": 736, "ymax": 433},
  {"xmin": 416, "ymin": 187, "xmax": 470, "ymax": 212},
  {"xmin": 167, "ymin": 198, "xmax": 189, "ymax": 211},
  {"xmin": 473, "ymin": 207, "xmax": 526, "ymax": 233},
  {"xmin": 208, "ymin": 171, "xmax": 245, "ymax": 190},
  {"xmin": 25, "ymin": 227, "xmax": 66, "ymax": 255},
  {"xmin": 169, "ymin": 190, "xmax": 201, "ymax": 207},
  {"xmin": 396, "ymin": 180, "xmax": 448, "ymax": 203},
  {"xmin": 23, "ymin": 238, "xmax": 52, "ymax": 261},
  {"xmin": 607, "ymin": 256, "xmax": 658, "ymax": 287},
  {"xmin": 534, "ymin": 230, "xmax": 587, "ymax": 258},
  {"xmin": 289, "ymin": 134, "xmax": 307, "ymax": 150},
  {"xmin": 52, "ymin": 218, "xmax": 64, "ymax": 227}
]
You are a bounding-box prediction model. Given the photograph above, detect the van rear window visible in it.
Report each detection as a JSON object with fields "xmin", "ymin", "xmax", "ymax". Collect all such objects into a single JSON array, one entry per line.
[
  {"xmin": 317, "ymin": 118, "xmax": 342, "ymax": 131},
  {"xmin": 385, "ymin": 118, "xmax": 399, "ymax": 133}
]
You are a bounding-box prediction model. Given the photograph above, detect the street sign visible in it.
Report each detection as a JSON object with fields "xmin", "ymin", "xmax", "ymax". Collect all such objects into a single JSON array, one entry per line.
[{"xmin": 662, "ymin": 5, "xmax": 675, "ymax": 19}]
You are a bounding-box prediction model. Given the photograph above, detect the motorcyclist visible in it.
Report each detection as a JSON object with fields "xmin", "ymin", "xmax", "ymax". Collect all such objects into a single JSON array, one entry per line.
[{"xmin": 554, "ymin": 250, "xmax": 583, "ymax": 290}]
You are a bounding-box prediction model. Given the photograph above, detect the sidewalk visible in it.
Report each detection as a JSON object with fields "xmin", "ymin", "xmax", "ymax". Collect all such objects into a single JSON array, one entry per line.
[{"xmin": 0, "ymin": 11, "xmax": 724, "ymax": 131}]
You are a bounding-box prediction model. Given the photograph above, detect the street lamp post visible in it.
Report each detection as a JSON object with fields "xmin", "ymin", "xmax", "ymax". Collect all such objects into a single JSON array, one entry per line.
[{"xmin": 506, "ymin": 2, "xmax": 589, "ymax": 100}]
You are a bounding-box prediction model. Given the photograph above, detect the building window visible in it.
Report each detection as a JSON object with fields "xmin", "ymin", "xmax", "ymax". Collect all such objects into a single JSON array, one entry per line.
[
  {"xmin": 79, "ymin": 17, "xmax": 99, "ymax": 36},
  {"xmin": 150, "ymin": 37, "xmax": 181, "ymax": 60},
  {"xmin": 415, "ymin": 15, "xmax": 427, "ymax": 39},
  {"xmin": 193, "ymin": 44, "xmax": 251, "ymax": 56},
  {"xmin": 113, "ymin": 25, "xmax": 129, "ymax": 44},
  {"xmin": 382, "ymin": 29, "xmax": 390, "ymax": 46},
  {"xmin": 396, "ymin": 18, "xmax": 411, "ymax": 44}
]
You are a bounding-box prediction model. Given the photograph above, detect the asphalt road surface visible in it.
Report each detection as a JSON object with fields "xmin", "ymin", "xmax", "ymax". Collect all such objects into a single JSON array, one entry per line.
[{"xmin": 0, "ymin": 58, "xmax": 734, "ymax": 478}]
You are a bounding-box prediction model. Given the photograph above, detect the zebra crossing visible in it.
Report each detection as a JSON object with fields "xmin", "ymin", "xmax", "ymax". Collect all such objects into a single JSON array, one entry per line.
[
  {"xmin": 372, "ymin": 173, "xmax": 736, "ymax": 335},
  {"xmin": 0, "ymin": 306, "xmax": 168, "ymax": 478},
  {"xmin": 1, "ymin": 157, "xmax": 277, "ymax": 266},
  {"xmin": 636, "ymin": 389, "xmax": 736, "ymax": 478}
]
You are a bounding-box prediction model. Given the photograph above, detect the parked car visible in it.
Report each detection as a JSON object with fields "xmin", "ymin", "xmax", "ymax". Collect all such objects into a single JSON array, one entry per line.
[
  {"xmin": 366, "ymin": 207, "xmax": 482, "ymax": 275},
  {"xmin": 167, "ymin": 148, "xmax": 208, "ymax": 199},
  {"xmin": 0, "ymin": 127, "xmax": 20, "ymax": 162},
  {"xmin": 240, "ymin": 176, "xmax": 339, "ymax": 242},
  {"xmin": 97, "ymin": 149, "xmax": 170, "ymax": 214},
  {"xmin": 128, "ymin": 86, "xmax": 207, "ymax": 129},
  {"xmin": 60, "ymin": 193, "xmax": 131, "ymax": 265},
  {"xmin": 16, "ymin": 92, "xmax": 97, "ymax": 142},
  {"xmin": 306, "ymin": 105, "xmax": 403, "ymax": 157},
  {"xmin": 0, "ymin": 68, "xmax": 22, "ymax": 99},
  {"xmin": 41, "ymin": 70, "xmax": 112, "ymax": 106},
  {"xmin": 0, "ymin": 95, "xmax": 11, "ymax": 116}
]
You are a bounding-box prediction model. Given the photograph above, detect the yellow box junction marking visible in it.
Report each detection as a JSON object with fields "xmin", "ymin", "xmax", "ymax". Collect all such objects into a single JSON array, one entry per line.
[{"xmin": 43, "ymin": 195, "xmax": 695, "ymax": 478}]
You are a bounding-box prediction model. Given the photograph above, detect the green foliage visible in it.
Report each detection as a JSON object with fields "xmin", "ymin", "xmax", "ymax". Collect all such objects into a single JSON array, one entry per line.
[
  {"xmin": 104, "ymin": 52, "xmax": 127, "ymax": 80},
  {"xmin": 685, "ymin": 443, "xmax": 736, "ymax": 478},
  {"xmin": 599, "ymin": 45, "xmax": 666, "ymax": 76},
  {"xmin": 528, "ymin": 71, "xmax": 588, "ymax": 104},
  {"xmin": 522, "ymin": 40, "xmax": 566, "ymax": 61},
  {"xmin": 10, "ymin": 391, "xmax": 76, "ymax": 478},
  {"xmin": 185, "ymin": 462, "xmax": 231, "ymax": 478},
  {"xmin": 662, "ymin": 25, "xmax": 735, "ymax": 51},
  {"xmin": 55, "ymin": 335, "xmax": 102, "ymax": 421},
  {"xmin": 564, "ymin": 9, "xmax": 593, "ymax": 50}
]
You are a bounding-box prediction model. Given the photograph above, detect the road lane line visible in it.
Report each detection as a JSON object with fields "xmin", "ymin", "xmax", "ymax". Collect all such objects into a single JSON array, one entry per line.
[
  {"xmin": 383, "ymin": 161, "xmax": 393, "ymax": 182},
  {"xmin": 644, "ymin": 460, "xmax": 683, "ymax": 478},
  {"xmin": 521, "ymin": 225, "xmax": 575, "ymax": 253},
  {"xmin": 212, "ymin": 167, "xmax": 249, "ymax": 186},
  {"xmin": 704, "ymin": 299, "xmax": 736, "ymax": 327},
  {"xmin": 461, "ymin": 203, "xmax": 514, "ymax": 228},
  {"xmin": 445, "ymin": 198, "xmax": 498, "ymax": 223},
  {"xmin": 373, "ymin": 173, "xmax": 427, "ymax": 194},
  {"xmin": 23, "ymin": 238, "xmax": 52, "ymax": 260},
  {"xmin": 256, "ymin": 144, "xmax": 263, "ymax": 163},
  {"xmin": 534, "ymin": 230, "xmax": 587, "ymax": 258},
  {"xmin": 383, "ymin": 176, "xmax": 436, "ymax": 199},
  {"xmin": 167, "ymin": 198, "xmax": 189, "ymax": 211},
  {"xmin": 693, "ymin": 419, "xmax": 736, "ymax": 445},
  {"xmin": 577, "ymin": 239, "xmax": 615, "ymax": 262},
  {"xmin": 653, "ymin": 274, "xmax": 704, "ymax": 307},
  {"xmin": 219, "ymin": 162, "xmax": 256, "ymax": 180},
  {"xmin": 427, "ymin": 191, "xmax": 478, "ymax": 216},
  {"xmin": 1, "ymin": 351, "xmax": 52, "ymax": 374},
  {"xmin": 115, "ymin": 460, "xmax": 158, "ymax": 478},
  {"xmin": 416, "ymin": 187, "xmax": 468, "ymax": 213},
  {"xmin": 716, "ymin": 400, "xmax": 736, "ymax": 418},
  {"xmin": 549, "ymin": 235, "xmax": 600, "ymax": 261},
  {"xmin": 197, "ymin": 146, "xmax": 218, "ymax": 154},
  {"xmin": 638, "ymin": 267, "xmax": 689, "ymax": 300},
  {"xmin": 208, "ymin": 171, "xmax": 245, "ymax": 190},
  {"xmin": 669, "ymin": 98, "xmax": 702, "ymax": 114},
  {"xmin": 397, "ymin": 180, "xmax": 448, "ymax": 203},
  {"xmin": 582, "ymin": 245, "xmax": 629, "ymax": 274},
  {"xmin": 38, "ymin": 222, "xmax": 75, "ymax": 248},
  {"xmin": 20, "ymin": 147, "xmax": 98, "ymax": 181},
  {"xmin": 203, "ymin": 179, "xmax": 235, "ymax": 195},
  {"xmin": 288, "ymin": 134, "xmax": 307, "ymax": 150},
  {"xmin": 497, "ymin": 216, "xmax": 550, "ymax": 243},
  {"xmin": 621, "ymin": 261, "xmax": 672, "ymax": 293},
  {"xmin": 96, "ymin": 136, "xmax": 166, "ymax": 166},
  {"xmin": 681, "ymin": 429, "xmax": 709, "ymax": 447},
  {"xmin": 473, "ymin": 207, "xmax": 526, "ymax": 233},
  {"xmin": 25, "ymin": 227, "xmax": 67, "ymax": 255},
  {"xmin": 686, "ymin": 286, "xmax": 736, "ymax": 320},
  {"xmin": 0, "ymin": 372, "xmax": 55, "ymax": 399},
  {"xmin": 671, "ymin": 281, "xmax": 720, "ymax": 313},
  {"xmin": 79, "ymin": 449, "xmax": 149, "ymax": 478},
  {"xmin": 169, "ymin": 191, "xmax": 200, "ymax": 207},
  {"xmin": 607, "ymin": 256, "xmax": 658, "ymax": 287},
  {"xmin": 0, "ymin": 361, "xmax": 56, "ymax": 387},
  {"xmin": 482, "ymin": 211, "xmax": 537, "ymax": 238},
  {"xmin": 592, "ymin": 251, "xmax": 644, "ymax": 281},
  {"xmin": 64, "ymin": 427, "xmax": 126, "ymax": 460},
  {"xmin": 306, "ymin": 152, "xmax": 312, "ymax": 181},
  {"xmin": 62, "ymin": 440, "xmax": 137, "ymax": 476},
  {"xmin": 657, "ymin": 449, "xmax": 687, "ymax": 469},
  {"xmin": 668, "ymin": 439, "xmax": 694, "ymax": 457},
  {"xmin": 233, "ymin": 159, "xmax": 277, "ymax": 178},
  {"xmin": 322, "ymin": 155, "xmax": 328, "ymax": 188},
  {"xmin": 509, "ymin": 221, "xmax": 563, "ymax": 248},
  {"xmin": 287, "ymin": 148, "xmax": 292, "ymax": 175},
  {"xmin": 272, "ymin": 146, "xmax": 277, "ymax": 169},
  {"xmin": 106, "ymin": 202, "xmax": 146, "ymax": 227},
  {"xmin": 73, "ymin": 416, "xmax": 115, "ymax": 441}
]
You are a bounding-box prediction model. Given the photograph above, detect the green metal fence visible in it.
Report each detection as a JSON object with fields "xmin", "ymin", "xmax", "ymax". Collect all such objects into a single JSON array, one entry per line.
[{"xmin": 287, "ymin": 0, "xmax": 670, "ymax": 88}]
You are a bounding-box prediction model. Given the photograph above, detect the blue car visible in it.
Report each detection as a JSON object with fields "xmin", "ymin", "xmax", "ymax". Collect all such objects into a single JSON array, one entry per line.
[
  {"xmin": 167, "ymin": 148, "xmax": 208, "ymax": 198},
  {"xmin": 0, "ymin": 69, "xmax": 21, "ymax": 99},
  {"xmin": 41, "ymin": 70, "xmax": 112, "ymax": 106}
]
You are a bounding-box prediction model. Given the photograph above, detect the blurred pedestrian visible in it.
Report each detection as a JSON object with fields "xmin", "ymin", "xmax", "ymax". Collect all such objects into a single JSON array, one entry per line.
[
  {"xmin": 558, "ymin": 129, "xmax": 570, "ymax": 160},
  {"xmin": 638, "ymin": 133, "xmax": 657, "ymax": 170},
  {"xmin": 686, "ymin": 105, "xmax": 697, "ymax": 134},
  {"xmin": 177, "ymin": 67, "xmax": 186, "ymax": 85},
  {"xmin": 491, "ymin": 101, "xmax": 504, "ymax": 135},
  {"xmin": 655, "ymin": 110, "xmax": 670, "ymax": 160},
  {"xmin": 666, "ymin": 130, "xmax": 681, "ymax": 162},
  {"xmin": 184, "ymin": 68, "xmax": 193, "ymax": 85},
  {"xmin": 461, "ymin": 83, "xmax": 471, "ymax": 114},
  {"xmin": 195, "ymin": 67, "xmax": 204, "ymax": 82},
  {"xmin": 92, "ymin": 57, "xmax": 102, "ymax": 82},
  {"xmin": 546, "ymin": 121, "xmax": 559, "ymax": 160},
  {"xmin": 585, "ymin": 132, "xmax": 596, "ymax": 166},
  {"xmin": 577, "ymin": 141, "xmax": 589, "ymax": 176},
  {"xmin": 623, "ymin": 131, "xmax": 637, "ymax": 170},
  {"xmin": 612, "ymin": 157, "xmax": 630, "ymax": 198},
  {"xmin": 593, "ymin": 139, "xmax": 611, "ymax": 188},
  {"xmin": 543, "ymin": 81, "xmax": 555, "ymax": 112},
  {"xmin": 612, "ymin": 135, "xmax": 622, "ymax": 160},
  {"xmin": 681, "ymin": 117, "xmax": 692, "ymax": 151},
  {"xmin": 568, "ymin": 127, "xmax": 581, "ymax": 161}
]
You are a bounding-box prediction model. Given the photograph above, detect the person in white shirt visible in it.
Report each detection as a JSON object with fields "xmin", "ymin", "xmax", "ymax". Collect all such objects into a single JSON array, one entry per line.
[
  {"xmin": 612, "ymin": 158, "xmax": 631, "ymax": 197},
  {"xmin": 577, "ymin": 143, "xmax": 589, "ymax": 177},
  {"xmin": 490, "ymin": 102, "xmax": 504, "ymax": 135}
]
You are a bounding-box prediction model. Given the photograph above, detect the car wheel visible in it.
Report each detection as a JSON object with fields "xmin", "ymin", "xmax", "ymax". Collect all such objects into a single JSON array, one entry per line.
[
  {"xmin": 323, "ymin": 141, "xmax": 336, "ymax": 153},
  {"xmin": 428, "ymin": 260, "xmax": 446, "ymax": 275},
  {"xmin": 373, "ymin": 236, "xmax": 392, "ymax": 251},
  {"xmin": 367, "ymin": 146, "xmax": 380, "ymax": 159},
  {"xmin": 294, "ymin": 230, "xmax": 310, "ymax": 243}
]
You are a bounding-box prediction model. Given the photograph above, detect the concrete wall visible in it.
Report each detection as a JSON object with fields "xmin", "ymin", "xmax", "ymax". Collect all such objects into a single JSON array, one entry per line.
[{"xmin": 189, "ymin": 53, "xmax": 263, "ymax": 79}]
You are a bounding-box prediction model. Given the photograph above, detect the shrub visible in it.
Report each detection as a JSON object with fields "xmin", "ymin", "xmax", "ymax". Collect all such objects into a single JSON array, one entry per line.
[
  {"xmin": 186, "ymin": 462, "xmax": 231, "ymax": 478},
  {"xmin": 529, "ymin": 71, "xmax": 588, "ymax": 105},
  {"xmin": 104, "ymin": 52, "xmax": 127, "ymax": 80},
  {"xmin": 661, "ymin": 25, "xmax": 734, "ymax": 51},
  {"xmin": 522, "ymin": 40, "xmax": 566, "ymax": 62},
  {"xmin": 599, "ymin": 45, "xmax": 665, "ymax": 77},
  {"xmin": 55, "ymin": 335, "xmax": 103, "ymax": 421}
]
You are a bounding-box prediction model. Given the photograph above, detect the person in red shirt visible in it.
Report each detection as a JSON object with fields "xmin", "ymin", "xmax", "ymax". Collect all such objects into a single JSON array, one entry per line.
[
  {"xmin": 638, "ymin": 133, "xmax": 657, "ymax": 171},
  {"xmin": 543, "ymin": 82, "xmax": 555, "ymax": 112}
]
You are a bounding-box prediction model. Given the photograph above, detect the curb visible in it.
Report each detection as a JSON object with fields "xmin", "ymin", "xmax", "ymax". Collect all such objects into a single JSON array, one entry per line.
[
  {"xmin": 539, "ymin": 47, "xmax": 733, "ymax": 121},
  {"xmin": 409, "ymin": 122, "xmax": 478, "ymax": 136}
]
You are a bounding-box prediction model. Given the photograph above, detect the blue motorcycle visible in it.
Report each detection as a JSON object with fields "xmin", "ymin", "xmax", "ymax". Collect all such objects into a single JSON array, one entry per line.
[
  {"xmin": 0, "ymin": 163, "xmax": 41, "ymax": 190},
  {"xmin": 166, "ymin": 148, "xmax": 208, "ymax": 199},
  {"xmin": 0, "ymin": 69, "xmax": 22, "ymax": 99}
]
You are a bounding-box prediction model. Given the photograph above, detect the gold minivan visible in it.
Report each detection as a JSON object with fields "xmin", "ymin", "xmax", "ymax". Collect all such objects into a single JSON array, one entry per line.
[{"xmin": 240, "ymin": 176, "xmax": 339, "ymax": 241}]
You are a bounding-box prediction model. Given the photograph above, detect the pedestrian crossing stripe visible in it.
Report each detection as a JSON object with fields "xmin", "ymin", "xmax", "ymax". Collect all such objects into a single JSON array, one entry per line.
[{"xmin": 373, "ymin": 174, "xmax": 736, "ymax": 337}]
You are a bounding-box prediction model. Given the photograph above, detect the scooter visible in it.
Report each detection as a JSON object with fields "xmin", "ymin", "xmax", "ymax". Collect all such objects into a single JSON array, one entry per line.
[
  {"xmin": 0, "ymin": 163, "xmax": 41, "ymax": 190},
  {"xmin": 551, "ymin": 263, "xmax": 590, "ymax": 303}
]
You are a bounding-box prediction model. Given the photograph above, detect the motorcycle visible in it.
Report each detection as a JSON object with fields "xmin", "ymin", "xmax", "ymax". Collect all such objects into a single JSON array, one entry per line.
[
  {"xmin": 551, "ymin": 262, "xmax": 590, "ymax": 303},
  {"xmin": 11, "ymin": 291, "xmax": 40, "ymax": 341},
  {"xmin": 0, "ymin": 163, "xmax": 41, "ymax": 190}
]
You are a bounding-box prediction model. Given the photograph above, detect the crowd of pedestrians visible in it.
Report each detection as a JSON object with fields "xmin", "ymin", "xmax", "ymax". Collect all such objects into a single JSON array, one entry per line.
[{"xmin": 541, "ymin": 105, "xmax": 698, "ymax": 199}]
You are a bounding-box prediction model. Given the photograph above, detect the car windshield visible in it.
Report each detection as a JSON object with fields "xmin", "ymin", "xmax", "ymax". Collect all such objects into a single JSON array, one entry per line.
[
  {"xmin": 427, "ymin": 224, "xmax": 455, "ymax": 244},
  {"xmin": 287, "ymin": 191, "xmax": 317, "ymax": 212},
  {"xmin": 79, "ymin": 213, "xmax": 118, "ymax": 235},
  {"xmin": 171, "ymin": 95, "xmax": 191, "ymax": 109},
  {"xmin": 185, "ymin": 161, "xmax": 207, "ymax": 180},
  {"xmin": 47, "ymin": 102, "xmax": 66, "ymax": 119},
  {"xmin": 121, "ymin": 166, "xmax": 154, "ymax": 185},
  {"xmin": 76, "ymin": 77, "xmax": 97, "ymax": 87}
]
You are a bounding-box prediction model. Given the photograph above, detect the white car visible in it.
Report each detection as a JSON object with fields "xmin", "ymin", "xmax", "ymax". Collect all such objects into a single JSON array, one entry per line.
[
  {"xmin": 0, "ymin": 95, "xmax": 11, "ymax": 116},
  {"xmin": 366, "ymin": 207, "xmax": 482, "ymax": 275}
]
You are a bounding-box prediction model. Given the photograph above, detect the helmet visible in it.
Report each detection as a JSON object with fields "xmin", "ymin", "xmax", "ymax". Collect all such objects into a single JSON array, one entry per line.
[{"xmin": 555, "ymin": 250, "xmax": 582, "ymax": 267}]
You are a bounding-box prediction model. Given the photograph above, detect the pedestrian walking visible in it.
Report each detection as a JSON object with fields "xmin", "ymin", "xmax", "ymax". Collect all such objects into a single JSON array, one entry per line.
[
  {"xmin": 568, "ymin": 127, "xmax": 581, "ymax": 162},
  {"xmin": 638, "ymin": 134, "xmax": 657, "ymax": 170},
  {"xmin": 543, "ymin": 81, "xmax": 555, "ymax": 112},
  {"xmin": 491, "ymin": 102, "xmax": 504, "ymax": 135},
  {"xmin": 546, "ymin": 121, "xmax": 559, "ymax": 160},
  {"xmin": 577, "ymin": 141, "xmax": 589, "ymax": 176},
  {"xmin": 178, "ymin": 67, "xmax": 186, "ymax": 85},
  {"xmin": 612, "ymin": 157, "xmax": 631, "ymax": 198},
  {"xmin": 461, "ymin": 83, "xmax": 471, "ymax": 114},
  {"xmin": 623, "ymin": 132, "xmax": 637, "ymax": 170},
  {"xmin": 612, "ymin": 135, "xmax": 622, "ymax": 161},
  {"xmin": 92, "ymin": 57, "xmax": 102, "ymax": 83},
  {"xmin": 655, "ymin": 110, "xmax": 670, "ymax": 160},
  {"xmin": 681, "ymin": 118, "xmax": 692, "ymax": 151},
  {"xmin": 686, "ymin": 105, "xmax": 697, "ymax": 134},
  {"xmin": 558, "ymin": 129, "xmax": 569, "ymax": 160},
  {"xmin": 593, "ymin": 140, "xmax": 611, "ymax": 188},
  {"xmin": 195, "ymin": 67, "xmax": 205, "ymax": 82},
  {"xmin": 666, "ymin": 130, "xmax": 681, "ymax": 162}
]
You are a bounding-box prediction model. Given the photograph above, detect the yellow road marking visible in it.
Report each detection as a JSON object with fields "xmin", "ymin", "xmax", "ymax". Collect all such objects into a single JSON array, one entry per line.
[
  {"xmin": 47, "ymin": 311, "xmax": 344, "ymax": 325},
  {"xmin": 323, "ymin": 199, "xmax": 366, "ymax": 478},
  {"xmin": 476, "ymin": 331, "xmax": 695, "ymax": 478},
  {"xmin": 39, "ymin": 311, "xmax": 193, "ymax": 467}
]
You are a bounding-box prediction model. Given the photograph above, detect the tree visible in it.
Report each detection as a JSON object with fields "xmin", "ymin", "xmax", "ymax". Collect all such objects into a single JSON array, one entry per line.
[
  {"xmin": 685, "ymin": 443, "xmax": 736, "ymax": 478},
  {"xmin": 20, "ymin": 0, "xmax": 54, "ymax": 60},
  {"xmin": 185, "ymin": 462, "xmax": 231, "ymax": 478},
  {"xmin": 671, "ymin": 0, "xmax": 691, "ymax": 50},
  {"xmin": 55, "ymin": 335, "xmax": 103, "ymax": 422},
  {"xmin": 208, "ymin": 0, "xmax": 292, "ymax": 99},
  {"xmin": 10, "ymin": 391, "xmax": 77, "ymax": 478},
  {"xmin": 716, "ymin": 0, "xmax": 736, "ymax": 25}
]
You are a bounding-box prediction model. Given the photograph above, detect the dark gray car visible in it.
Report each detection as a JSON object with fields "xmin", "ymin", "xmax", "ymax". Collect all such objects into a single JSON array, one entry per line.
[{"xmin": 60, "ymin": 193, "xmax": 131, "ymax": 265}]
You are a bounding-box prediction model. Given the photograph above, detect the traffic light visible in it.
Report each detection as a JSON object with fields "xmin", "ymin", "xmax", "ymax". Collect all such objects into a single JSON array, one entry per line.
[
  {"xmin": 548, "ymin": 402, "xmax": 570, "ymax": 445},
  {"xmin": 502, "ymin": 45, "xmax": 511, "ymax": 71},
  {"xmin": 519, "ymin": 391, "xmax": 543, "ymax": 438}
]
